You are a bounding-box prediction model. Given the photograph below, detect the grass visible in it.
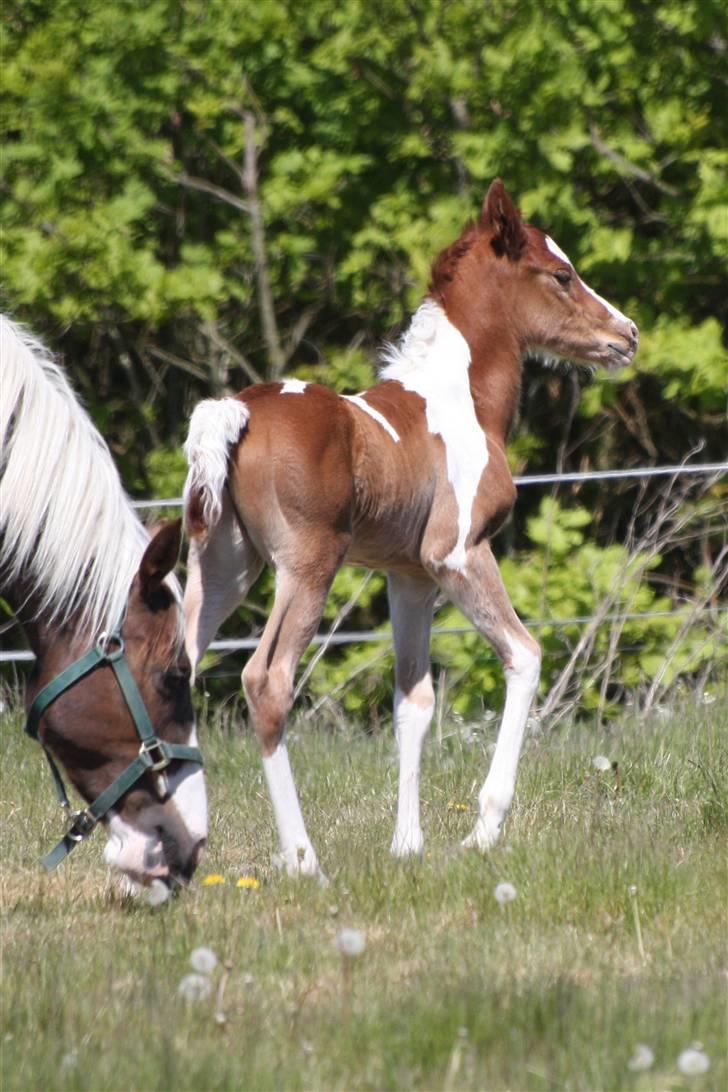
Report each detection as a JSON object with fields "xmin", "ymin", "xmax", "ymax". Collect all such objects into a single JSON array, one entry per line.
[{"xmin": 1, "ymin": 689, "xmax": 726, "ymax": 1091}]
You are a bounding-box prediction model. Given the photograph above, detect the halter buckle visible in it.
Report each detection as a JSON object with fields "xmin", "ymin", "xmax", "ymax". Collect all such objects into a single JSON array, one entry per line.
[
  {"xmin": 66, "ymin": 809, "xmax": 97, "ymax": 842},
  {"xmin": 139, "ymin": 739, "xmax": 171, "ymax": 772},
  {"xmin": 97, "ymin": 631, "xmax": 125, "ymax": 661}
]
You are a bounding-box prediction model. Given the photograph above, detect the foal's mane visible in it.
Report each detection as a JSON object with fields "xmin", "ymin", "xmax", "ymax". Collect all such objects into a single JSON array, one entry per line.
[
  {"xmin": 0, "ymin": 315, "xmax": 164, "ymax": 638},
  {"xmin": 428, "ymin": 222, "xmax": 479, "ymax": 303}
]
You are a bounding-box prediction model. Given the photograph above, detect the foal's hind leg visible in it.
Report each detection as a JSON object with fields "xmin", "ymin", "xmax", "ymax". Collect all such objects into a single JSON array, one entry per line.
[
  {"xmin": 429, "ymin": 542, "xmax": 541, "ymax": 850},
  {"xmin": 388, "ymin": 572, "xmax": 438, "ymax": 856},
  {"xmin": 243, "ymin": 545, "xmax": 347, "ymax": 878},
  {"xmin": 184, "ymin": 492, "xmax": 264, "ymax": 672}
]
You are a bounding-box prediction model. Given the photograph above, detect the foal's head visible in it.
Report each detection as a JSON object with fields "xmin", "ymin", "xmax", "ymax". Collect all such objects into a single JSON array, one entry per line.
[
  {"xmin": 33, "ymin": 521, "xmax": 207, "ymax": 892},
  {"xmin": 431, "ymin": 178, "xmax": 639, "ymax": 369}
]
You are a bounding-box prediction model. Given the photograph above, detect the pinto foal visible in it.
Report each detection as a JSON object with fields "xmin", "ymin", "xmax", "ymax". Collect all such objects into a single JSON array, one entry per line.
[{"xmin": 183, "ymin": 180, "xmax": 638, "ymax": 877}]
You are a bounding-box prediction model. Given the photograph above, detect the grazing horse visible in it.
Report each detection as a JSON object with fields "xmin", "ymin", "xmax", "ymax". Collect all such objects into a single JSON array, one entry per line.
[
  {"xmin": 183, "ymin": 180, "xmax": 638, "ymax": 877},
  {"xmin": 1, "ymin": 316, "xmax": 207, "ymax": 891}
]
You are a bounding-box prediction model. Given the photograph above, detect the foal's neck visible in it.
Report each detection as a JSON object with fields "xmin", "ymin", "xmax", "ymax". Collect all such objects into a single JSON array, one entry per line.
[{"xmin": 435, "ymin": 289, "xmax": 524, "ymax": 443}]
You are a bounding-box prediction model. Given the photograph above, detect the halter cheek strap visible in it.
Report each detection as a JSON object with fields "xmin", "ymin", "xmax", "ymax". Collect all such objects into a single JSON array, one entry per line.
[{"xmin": 24, "ymin": 631, "xmax": 203, "ymax": 870}]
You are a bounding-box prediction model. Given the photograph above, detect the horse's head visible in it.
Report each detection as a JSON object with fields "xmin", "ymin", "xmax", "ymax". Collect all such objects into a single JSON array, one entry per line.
[
  {"xmin": 34, "ymin": 520, "xmax": 208, "ymax": 892},
  {"xmin": 432, "ymin": 179, "xmax": 639, "ymax": 370}
]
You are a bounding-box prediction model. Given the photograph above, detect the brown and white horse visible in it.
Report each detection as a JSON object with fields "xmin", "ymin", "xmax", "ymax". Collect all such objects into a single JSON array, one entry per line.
[
  {"xmin": 183, "ymin": 180, "xmax": 638, "ymax": 878},
  {"xmin": 1, "ymin": 316, "xmax": 207, "ymax": 892}
]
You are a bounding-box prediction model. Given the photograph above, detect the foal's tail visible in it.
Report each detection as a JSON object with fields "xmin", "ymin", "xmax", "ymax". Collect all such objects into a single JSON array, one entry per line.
[{"xmin": 183, "ymin": 397, "xmax": 250, "ymax": 536}]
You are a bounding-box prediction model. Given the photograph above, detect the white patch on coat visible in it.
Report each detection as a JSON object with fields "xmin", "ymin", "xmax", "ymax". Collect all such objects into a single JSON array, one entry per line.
[
  {"xmin": 280, "ymin": 379, "xmax": 308, "ymax": 395},
  {"xmin": 183, "ymin": 397, "xmax": 250, "ymax": 529},
  {"xmin": 166, "ymin": 727, "xmax": 208, "ymax": 844},
  {"xmin": 343, "ymin": 394, "xmax": 400, "ymax": 442},
  {"xmin": 104, "ymin": 814, "xmax": 169, "ymax": 883},
  {"xmin": 380, "ymin": 301, "xmax": 488, "ymax": 571},
  {"xmin": 545, "ymin": 236, "xmax": 629, "ymax": 323}
]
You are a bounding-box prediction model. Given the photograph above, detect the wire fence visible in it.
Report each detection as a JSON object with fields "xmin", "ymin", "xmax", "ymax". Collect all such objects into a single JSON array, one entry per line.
[
  {"xmin": 129, "ymin": 460, "xmax": 728, "ymax": 510},
  {"xmin": 2, "ymin": 461, "xmax": 725, "ymax": 667}
]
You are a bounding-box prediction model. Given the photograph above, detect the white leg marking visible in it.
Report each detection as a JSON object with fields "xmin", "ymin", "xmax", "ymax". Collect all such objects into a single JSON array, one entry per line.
[
  {"xmin": 379, "ymin": 301, "xmax": 488, "ymax": 571},
  {"xmin": 390, "ymin": 688, "xmax": 435, "ymax": 857},
  {"xmin": 262, "ymin": 743, "xmax": 321, "ymax": 877},
  {"xmin": 463, "ymin": 633, "xmax": 541, "ymax": 851},
  {"xmin": 343, "ymin": 394, "xmax": 400, "ymax": 442},
  {"xmin": 280, "ymin": 379, "xmax": 308, "ymax": 395}
]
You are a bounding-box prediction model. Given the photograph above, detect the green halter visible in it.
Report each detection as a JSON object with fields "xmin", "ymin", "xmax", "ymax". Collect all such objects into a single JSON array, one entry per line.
[{"xmin": 24, "ymin": 630, "xmax": 203, "ymax": 870}]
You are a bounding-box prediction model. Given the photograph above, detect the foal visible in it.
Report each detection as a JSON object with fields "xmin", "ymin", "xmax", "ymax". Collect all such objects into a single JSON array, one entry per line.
[{"xmin": 183, "ymin": 180, "xmax": 638, "ymax": 877}]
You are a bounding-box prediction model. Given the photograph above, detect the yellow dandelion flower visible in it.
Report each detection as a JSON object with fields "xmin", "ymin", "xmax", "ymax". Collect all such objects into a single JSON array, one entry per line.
[
  {"xmin": 201, "ymin": 874, "xmax": 226, "ymax": 886},
  {"xmin": 448, "ymin": 800, "xmax": 469, "ymax": 812},
  {"xmin": 237, "ymin": 876, "xmax": 260, "ymax": 889}
]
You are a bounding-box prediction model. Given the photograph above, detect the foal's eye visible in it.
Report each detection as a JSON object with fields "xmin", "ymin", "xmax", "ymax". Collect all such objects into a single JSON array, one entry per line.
[{"xmin": 554, "ymin": 269, "xmax": 572, "ymax": 287}]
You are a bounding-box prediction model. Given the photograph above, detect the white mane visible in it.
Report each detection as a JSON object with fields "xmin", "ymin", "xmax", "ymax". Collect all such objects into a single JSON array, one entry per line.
[{"xmin": 0, "ymin": 314, "xmax": 157, "ymax": 637}]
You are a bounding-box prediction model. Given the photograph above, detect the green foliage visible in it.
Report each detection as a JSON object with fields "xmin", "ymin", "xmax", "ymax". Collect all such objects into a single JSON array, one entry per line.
[{"xmin": 2, "ymin": 0, "xmax": 725, "ymax": 714}]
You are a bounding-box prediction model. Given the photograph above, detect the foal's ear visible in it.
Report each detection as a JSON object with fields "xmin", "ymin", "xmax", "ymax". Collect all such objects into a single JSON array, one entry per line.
[
  {"xmin": 480, "ymin": 178, "xmax": 527, "ymax": 260},
  {"xmin": 138, "ymin": 518, "xmax": 182, "ymax": 601}
]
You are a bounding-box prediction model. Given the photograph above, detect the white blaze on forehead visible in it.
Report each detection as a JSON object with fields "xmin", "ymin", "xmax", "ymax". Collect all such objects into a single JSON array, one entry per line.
[
  {"xmin": 545, "ymin": 235, "xmax": 571, "ymax": 265},
  {"xmin": 546, "ymin": 235, "xmax": 629, "ymax": 324},
  {"xmin": 343, "ymin": 394, "xmax": 400, "ymax": 442},
  {"xmin": 380, "ymin": 300, "xmax": 488, "ymax": 571},
  {"xmin": 280, "ymin": 379, "xmax": 308, "ymax": 395}
]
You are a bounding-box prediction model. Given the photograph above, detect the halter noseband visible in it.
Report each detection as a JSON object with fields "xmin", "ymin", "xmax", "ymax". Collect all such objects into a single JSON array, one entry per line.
[{"xmin": 24, "ymin": 629, "xmax": 203, "ymax": 871}]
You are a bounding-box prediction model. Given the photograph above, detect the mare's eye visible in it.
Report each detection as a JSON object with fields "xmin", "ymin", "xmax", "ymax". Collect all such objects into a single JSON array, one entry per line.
[
  {"xmin": 554, "ymin": 269, "xmax": 572, "ymax": 287},
  {"xmin": 157, "ymin": 664, "xmax": 190, "ymax": 694}
]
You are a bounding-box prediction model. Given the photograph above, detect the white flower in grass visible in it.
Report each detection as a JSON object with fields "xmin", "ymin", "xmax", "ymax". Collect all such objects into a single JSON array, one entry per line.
[
  {"xmin": 177, "ymin": 973, "xmax": 212, "ymax": 1002},
  {"xmin": 677, "ymin": 1045, "xmax": 710, "ymax": 1075},
  {"xmin": 592, "ymin": 754, "xmax": 612, "ymax": 772},
  {"xmin": 190, "ymin": 946, "xmax": 218, "ymax": 974},
  {"xmin": 336, "ymin": 927, "xmax": 366, "ymax": 958},
  {"xmin": 494, "ymin": 882, "xmax": 517, "ymax": 905},
  {"xmin": 702, "ymin": 691, "xmax": 716, "ymax": 706},
  {"xmin": 146, "ymin": 879, "xmax": 170, "ymax": 907},
  {"xmin": 627, "ymin": 1044, "xmax": 654, "ymax": 1072}
]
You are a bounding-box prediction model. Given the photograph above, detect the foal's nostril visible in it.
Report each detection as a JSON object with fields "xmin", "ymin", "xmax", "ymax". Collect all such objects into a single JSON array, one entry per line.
[{"xmin": 629, "ymin": 321, "xmax": 639, "ymax": 344}]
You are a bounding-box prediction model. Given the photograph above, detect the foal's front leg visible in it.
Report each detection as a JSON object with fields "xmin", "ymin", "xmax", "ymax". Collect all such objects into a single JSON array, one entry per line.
[
  {"xmin": 431, "ymin": 542, "xmax": 541, "ymax": 850},
  {"xmin": 388, "ymin": 573, "xmax": 438, "ymax": 856}
]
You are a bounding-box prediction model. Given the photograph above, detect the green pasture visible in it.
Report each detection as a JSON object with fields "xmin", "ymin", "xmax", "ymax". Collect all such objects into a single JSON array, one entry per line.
[{"xmin": 1, "ymin": 691, "xmax": 725, "ymax": 1091}]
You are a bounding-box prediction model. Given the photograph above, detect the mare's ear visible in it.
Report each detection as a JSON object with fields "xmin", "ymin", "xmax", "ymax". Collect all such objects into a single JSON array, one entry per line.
[
  {"xmin": 480, "ymin": 178, "xmax": 527, "ymax": 260},
  {"xmin": 138, "ymin": 518, "xmax": 182, "ymax": 602}
]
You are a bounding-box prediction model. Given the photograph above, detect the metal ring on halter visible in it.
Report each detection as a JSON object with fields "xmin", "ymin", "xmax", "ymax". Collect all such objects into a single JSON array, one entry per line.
[
  {"xmin": 97, "ymin": 631, "xmax": 125, "ymax": 661},
  {"xmin": 139, "ymin": 739, "xmax": 171, "ymax": 772},
  {"xmin": 66, "ymin": 809, "xmax": 97, "ymax": 842}
]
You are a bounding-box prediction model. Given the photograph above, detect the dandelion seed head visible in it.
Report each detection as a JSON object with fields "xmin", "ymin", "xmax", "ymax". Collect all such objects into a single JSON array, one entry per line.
[
  {"xmin": 60, "ymin": 1050, "xmax": 79, "ymax": 1072},
  {"xmin": 190, "ymin": 947, "xmax": 218, "ymax": 974},
  {"xmin": 177, "ymin": 973, "xmax": 212, "ymax": 1002},
  {"xmin": 336, "ymin": 927, "xmax": 366, "ymax": 958},
  {"xmin": 677, "ymin": 1047, "xmax": 710, "ymax": 1075},
  {"xmin": 627, "ymin": 1044, "xmax": 654, "ymax": 1071},
  {"xmin": 628, "ymin": 884, "xmax": 638, "ymax": 897},
  {"xmin": 592, "ymin": 754, "xmax": 612, "ymax": 772},
  {"xmin": 494, "ymin": 882, "xmax": 517, "ymax": 905},
  {"xmin": 146, "ymin": 879, "xmax": 170, "ymax": 907}
]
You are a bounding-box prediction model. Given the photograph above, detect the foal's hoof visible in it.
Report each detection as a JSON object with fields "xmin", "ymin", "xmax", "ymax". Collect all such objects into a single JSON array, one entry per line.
[
  {"xmin": 390, "ymin": 833, "xmax": 424, "ymax": 858},
  {"xmin": 272, "ymin": 848, "xmax": 326, "ymax": 884},
  {"xmin": 461, "ymin": 819, "xmax": 500, "ymax": 853}
]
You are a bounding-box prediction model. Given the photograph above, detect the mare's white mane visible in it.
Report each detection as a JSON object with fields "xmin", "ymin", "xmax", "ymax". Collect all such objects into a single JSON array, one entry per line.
[{"xmin": 0, "ymin": 315, "xmax": 156, "ymax": 637}]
